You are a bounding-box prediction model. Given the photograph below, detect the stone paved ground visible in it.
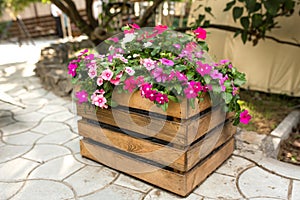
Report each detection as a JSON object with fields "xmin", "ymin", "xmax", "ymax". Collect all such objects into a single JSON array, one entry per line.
[{"xmin": 0, "ymin": 42, "xmax": 300, "ymax": 200}]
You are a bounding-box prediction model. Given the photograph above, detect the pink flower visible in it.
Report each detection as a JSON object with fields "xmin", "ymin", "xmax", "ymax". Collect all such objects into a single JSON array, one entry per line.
[
  {"xmin": 173, "ymin": 44, "xmax": 181, "ymax": 49},
  {"xmin": 210, "ymin": 70, "xmax": 223, "ymax": 79},
  {"xmin": 92, "ymin": 94, "xmax": 107, "ymax": 108},
  {"xmin": 160, "ymin": 58, "xmax": 174, "ymax": 66},
  {"xmin": 78, "ymin": 49, "xmax": 88, "ymax": 57},
  {"xmin": 193, "ymin": 27, "xmax": 207, "ymax": 40},
  {"xmin": 155, "ymin": 93, "xmax": 168, "ymax": 104},
  {"xmin": 190, "ymin": 81, "xmax": 203, "ymax": 93},
  {"xmin": 152, "ymin": 68, "xmax": 168, "ymax": 83},
  {"xmin": 91, "ymin": 89, "xmax": 105, "ymax": 100},
  {"xmin": 142, "ymin": 58, "xmax": 157, "ymax": 71},
  {"xmin": 124, "ymin": 77, "xmax": 137, "ymax": 93},
  {"xmin": 101, "ymin": 69, "xmax": 113, "ymax": 81},
  {"xmin": 140, "ymin": 83, "xmax": 152, "ymax": 97},
  {"xmin": 185, "ymin": 42, "xmax": 197, "ymax": 52},
  {"xmin": 196, "ymin": 61, "xmax": 212, "ymax": 76},
  {"xmin": 195, "ymin": 51, "xmax": 203, "ymax": 58},
  {"xmin": 108, "ymin": 37, "xmax": 119, "ymax": 43},
  {"xmin": 130, "ymin": 23, "xmax": 140, "ymax": 30},
  {"xmin": 232, "ymin": 85, "xmax": 239, "ymax": 95},
  {"xmin": 97, "ymin": 77, "xmax": 103, "ymax": 86},
  {"xmin": 145, "ymin": 90, "xmax": 157, "ymax": 101},
  {"xmin": 68, "ymin": 62, "xmax": 77, "ymax": 77},
  {"xmin": 154, "ymin": 25, "xmax": 168, "ymax": 33},
  {"xmin": 124, "ymin": 29, "xmax": 134, "ymax": 34},
  {"xmin": 175, "ymin": 71, "xmax": 188, "ymax": 82},
  {"xmin": 184, "ymin": 86, "xmax": 198, "ymax": 99},
  {"xmin": 220, "ymin": 59, "xmax": 230, "ymax": 64},
  {"xmin": 110, "ymin": 71, "xmax": 123, "ymax": 85},
  {"xmin": 125, "ymin": 67, "xmax": 135, "ymax": 76},
  {"xmin": 228, "ymin": 64, "xmax": 233, "ymax": 69},
  {"xmin": 88, "ymin": 68, "xmax": 97, "ymax": 79},
  {"xmin": 108, "ymin": 55, "xmax": 113, "ymax": 62},
  {"xmin": 75, "ymin": 90, "xmax": 88, "ymax": 104},
  {"xmin": 240, "ymin": 110, "xmax": 251, "ymax": 124},
  {"xmin": 85, "ymin": 54, "xmax": 94, "ymax": 60}
]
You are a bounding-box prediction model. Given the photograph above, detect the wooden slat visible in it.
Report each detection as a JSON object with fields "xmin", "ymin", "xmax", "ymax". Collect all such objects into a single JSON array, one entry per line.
[
  {"xmin": 80, "ymin": 138, "xmax": 234, "ymax": 197},
  {"xmin": 111, "ymin": 90, "xmax": 211, "ymax": 119},
  {"xmin": 76, "ymin": 103, "xmax": 230, "ymax": 146},
  {"xmin": 78, "ymin": 119, "xmax": 234, "ymax": 171}
]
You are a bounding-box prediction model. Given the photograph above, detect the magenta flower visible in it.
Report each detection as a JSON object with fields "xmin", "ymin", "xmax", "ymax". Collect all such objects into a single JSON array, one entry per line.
[
  {"xmin": 88, "ymin": 68, "xmax": 97, "ymax": 79},
  {"xmin": 124, "ymin": 29, "xmax": 134, "ymax": 34},
  {"xmin": 92, "ymin": 94, "xmax": 107, "ymax": 108},
  {"xmin": 75, "ymin": 90, "xmax": 88, "ymax": 104},
  {"xmin": 193, "ymin": 27, "xmax": 207, "ymax": 40},
  {"xmin": 190, "ymin": 81, "xmax": 203, "ymax": 93},
  {"xmin": 68, "ymin": 62, "xmax": 77, "ymax": 77},
  {"xmin": 195, "ymin": 51, "xmax": 203, "ymax": 58},
  {"xmin": 220, "ymin": 59, "xmax": 230, "ymax": 64},
  {"xmin": 125, "ymin": 67, "xmax": 135, "ymax": 76},
  {"xmin": 130, "ymin": 23, "xmax": 140, "ymax": 30},
  {"xmin": 155, "ymin": 93, "xmax": 168, "ymax": 104},
  {"xmin": 145, "ymin": 90, "xmax": 157, "ymax": 101},
  {"xmin": 107, "ymin": 55, "xmax": 113, "ymax": 62},
  {"xmin": 110, "ymin": 71, "xmax": 123, "ymax": 85},
  {"xmin": 140, "ymin": 83, "xmax": 152, "ymax": 97},
  {"xmin": 152, "ymin": 68, "xmax": 168, "ymax": 83},
  {"xmin": 196, "ymin": 61, "xmax": 212, "ymax": 77},
  {"xmin": 78, "ymin": 49, "xmax": 88, "ymax": 58},
  {"xmin": 124, "ymin": 77, "xmax": 138, "ymax": 93},
  {"xmin": 173, "ymin": 44, "xmax": 181, "ymax": 49},
  {"xmin": 240, "ymin": 110, "xmax": 251, "ymax": 124},
  {"xmin": 232, "ymin": 85, "xmax": 239, "ymax": 95},
  {"xmin": 154, "ymin": 25, "xmax": 168, "ymax": 33},
  {"xmin": 184, "ymin": 86, "xmax": 198, "ymax": 99},
  {"xmin": 85, "ymin": 54, "xmax": 94, "ymax": 60},
  {"xmin": 175, "ymin": 71, "xmax": 188, "ymax": 82},
  {"xmin": 142, "ymin": 58, "xmax": 157, "ymax": 70},
  {"xmin": 108, "ymin": 37, "xmax": 119, "ymax": 43},
  {"xmin": 160, "ymin": 58, "xmax": 174, "ymax": 66},
  {"xmin": 101, "ymin": 69, "xmax": 113, "ymax": 81}
]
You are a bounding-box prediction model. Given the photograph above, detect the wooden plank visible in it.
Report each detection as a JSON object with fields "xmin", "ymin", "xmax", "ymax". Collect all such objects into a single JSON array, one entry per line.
[
  {"xmin": 80, "ymin": 138, "xmax": 234, "ymax": 196},
  {"xmin": 76, "ymin": 103, "xmax": 229, "ymax": 146},
  {"xmin": 111, "ymin": 90, "xmax": 211, "ymax": 119},
  {"xmin": 78, "ymin": 119, "xmax": 234, "ymax": 171}
]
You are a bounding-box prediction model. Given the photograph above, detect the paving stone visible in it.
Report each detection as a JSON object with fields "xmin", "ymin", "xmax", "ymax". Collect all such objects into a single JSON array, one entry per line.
[
  {"xmin": 258, "ymin": 157, "xmax": 300, "ymax": 180},
  {"xmin": 36, "ymin": 129, "xmax": 78, "ymax": 145},
  {"xmin": 193, "ymin": 173, "xmax": 243, "ymax": 199},
  {"xmin": 144, "ymin": 189, "xmax": 203, "ymax": 200},
  {"xmin": 0, "ymin": 110, "xmax": 12, "ymax": 117},
  {"xmin": 0, "ymin": 145, "xmax": 32, "ymax": 163},
  {"xmin": 12, "ymin": 105, "xmax": 44, "ymax": 115},
  {"xmin": 235, "ymin": 131, "xmax": 266, "ymax": 146},
  {"xmin": 42, "ymin": 111, "xmax": 75, "ymax": 122},
  {"xmin": 291, "ymin": 181, "xmax": 300, "ymax": 200},
  {"xmin": 0, "ymin": 121, "xmax": 38, "ymax": 136},
  {"xmin": 12, "ymin": 180, "xmax": 74, "ymax": 200},
  {"xmin": 74, "ymin": 153, "xmax": 104, "ymax": 167},
  {"xmin": 0, "ymin": 158, "xmax": 39, "ymax": 181},
  {"xmin": 18, "ymin": 88, "xmax": 48, "ymax": 100},
  {"xmin": 216, "ymin": 155, "xmax": 254, "ymax": 177},
  {"xmin": 36, "ymin": 104, "xmax": 68, "ymax": 114},
  {"xmin": 14, "ymin": 112, "xmax": 47, "ymax": 122},
  {"xmin": 238, "ymin": 166, "xmax": 289, "ymax": 199},
  {"xmin": 31, "ymin": 121, "xmax": 70, "ymax": 135},
  {"xmin": 65, "ymin": 166, "xmax": 117, "ymax": 197},
  {"xmin": 248, "ymin": 198, "xmax": 284, "ymax": 200},
  {"xmin": 28, "ymin": 155, "xmax": 84, "ymax": 180},
  {"xmin": 0, "ymin": 181, "xmax": 24, "ymax": 199},
  {"xmin": 64, "ymin": 117, "xmax": 79, "ymax": 132},
  {"xmin": 79, "ymin": 184, "xmax": 144, "ymax": 200},
  {"xmin": 20, "ymin": 98, "xmax": 49, "ymax": 106},
  {"xmin": 63, "ymin": 137, "xmax": 81, "ymax": 154},
  {"xmin": 23, "ymin": 144, "xmax": 71, "ymax": 163},
  {"xmin": 114, "ymin": 174, "xmax": 152, "ymax": 193},
  {"xmin": 0, "ymin": 116, "xmax": 16, "ymax": 127},
  {"xmin": 2, "ymin": 131, "xmax": 42, "ymax": 145}
]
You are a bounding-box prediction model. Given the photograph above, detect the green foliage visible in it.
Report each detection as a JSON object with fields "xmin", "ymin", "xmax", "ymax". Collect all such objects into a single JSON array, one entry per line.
[{"xmin": 0, "ymin": 0, "xmax": 41, "ymax": 16}]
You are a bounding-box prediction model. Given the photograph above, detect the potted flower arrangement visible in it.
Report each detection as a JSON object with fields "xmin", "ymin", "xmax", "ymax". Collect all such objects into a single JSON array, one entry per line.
[{"xmin": 69, "ymin": 24, "xmax": 251, "ymax": 196}]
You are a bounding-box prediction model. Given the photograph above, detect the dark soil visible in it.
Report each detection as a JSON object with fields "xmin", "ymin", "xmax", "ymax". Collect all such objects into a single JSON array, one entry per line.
[{"xmin": 278, "ymin": 121, "xmax": 300, "ymax": 166}]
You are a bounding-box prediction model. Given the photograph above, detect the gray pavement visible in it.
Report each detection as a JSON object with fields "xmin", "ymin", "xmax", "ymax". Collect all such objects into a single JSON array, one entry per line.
[{"xmin": 0, "ymin": 42, "xmax": 300, "ymax": 200}]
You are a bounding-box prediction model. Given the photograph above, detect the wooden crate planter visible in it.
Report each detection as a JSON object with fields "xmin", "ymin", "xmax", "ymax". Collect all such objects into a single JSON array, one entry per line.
[{"xmin": 77, "ymin": 91, "xmax": 236, "ymax": 197}]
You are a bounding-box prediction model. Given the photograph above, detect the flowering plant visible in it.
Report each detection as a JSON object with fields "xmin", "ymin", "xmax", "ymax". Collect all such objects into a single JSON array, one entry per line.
[{"xmin": 69, "ymin": 24, "xmax": 251, "ymax": 125}]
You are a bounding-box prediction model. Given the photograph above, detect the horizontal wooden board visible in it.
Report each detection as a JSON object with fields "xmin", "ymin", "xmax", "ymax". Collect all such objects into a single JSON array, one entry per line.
[
  {"xmin": 111, "ymin": 90, "xmax": 212, "ymax": 119},
  {"xmin": 76, "ymin": 103, "xmax": 229, "ymax": 146},
  {"xmin": 80, "ymin": 138, "xmax": 235, "ymax": 196},
  {"xmin": 78, "ymin": 119, "xmax": 235, "ymax": 171}
]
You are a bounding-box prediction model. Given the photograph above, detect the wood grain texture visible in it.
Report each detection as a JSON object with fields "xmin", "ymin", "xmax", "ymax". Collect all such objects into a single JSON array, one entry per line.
[
  {"xmin": 80, "ymin": 138, "xmax": 234, "ymax": 197},
  {"xmin": 78, "ymin": 119, "xmax": 235, "ymax": 171}
]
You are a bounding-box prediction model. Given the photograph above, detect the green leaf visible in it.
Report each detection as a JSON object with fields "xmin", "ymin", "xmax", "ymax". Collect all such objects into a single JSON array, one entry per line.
[
  {"xmin": 186, "ymin": 71, "xmax": 195, "ymax": 80},
  {"xmin": 234, "ymin": 78, "xmax": 246, "ymax": 86},
  {"xmin": 168, "ymin": 95, "xmax": 179, "ymax": 103},
  {"xmin": 174, "ymin": 84, "xmax": 182, "ymax": 94},
  {"xmin": 203, "ymin": 75, "xmax": 211, "ymax": 84},
  {"xmin": 264, "ymin": 1, "xmax": 279, "ymax": 16},
  {"xmin": 71, "ymin": 78, "xmax": 79, "ymax": 84},
  {"xmin": 241, "ymin": 30, "xmax": 247, "ymax": 44},
  {"xmin": 190, "ymin": 98, "xmax": 195, "ymax": 109},
  {"xmin": 240, "ymin": 17, "xmax": 250, "ymax": 29},
  {"xmin": 224, "ymin": 0, "xmax": 236, "ymax": 11},
  {"xmin": 212, "ymin": 84, "xmax": 222, "ymax": 93},
  {"xmin": 252, "ymin": 14, "xmax": 263, "ymax": 28},
  {"xmin": 224, "ymin": 80, "xmax": 232, "ymax": 88},
  {"xmin": 175, "ymin": 65, "xmax": 187, "ymax": 71},
  {"xmin": 245, "ymin": 0, "xmax": 256, "ymax": 13},
  {"xmin": 161, "ymin": 103, "xmax": 168, "ymax": 112},
  {"xmin": 197, "ymin": 14, "xmax": 205, "ymax": 24},
  {"xmin": 254, "ymin": 3, "xmax": 261, "ymax": 12},
  {"xmin": 204, "ymin": 7, "xmax": 214, "ymax": 17},
  {"xmin": 203, "ymin": 20, "xmax": 210, "ymax": 27},
  {"xmin": 232, "ymin": 7, "xmax": 244, "ymax": 21},
  {"xmin": 224, "ymin": 93, "xmax": 233, "ymax": 104},
  {"xmin": 234, "ymin": 30, "xmax": 241, "ymax": 38}
]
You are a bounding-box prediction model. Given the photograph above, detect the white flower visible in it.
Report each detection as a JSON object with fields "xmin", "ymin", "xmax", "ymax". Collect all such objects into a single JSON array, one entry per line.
[
  {"xmin": 133, "ymin": 54, "xmax": 140, "ymax": 58},
  {"xmin": 143, "ymin": 42, "xmax": 152, "ymax": 48},
  {"xmin": 122, "ymin": 33, "xmax": 135, "ymax": 43}
]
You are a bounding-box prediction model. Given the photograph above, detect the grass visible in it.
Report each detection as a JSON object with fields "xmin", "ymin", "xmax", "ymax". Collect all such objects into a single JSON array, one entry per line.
[{"xmin": 238, "ymin": 89, "xmax": 300, "ymax": 134}]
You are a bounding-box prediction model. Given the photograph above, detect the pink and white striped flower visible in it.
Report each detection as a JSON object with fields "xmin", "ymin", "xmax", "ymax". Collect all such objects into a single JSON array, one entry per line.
[
  {"xmin": 92, "ymin": 94, "xmax": 107, "ymax": 108},
  {"xmin": 125, "ymin": 67, "xmax": 135, "ymax": 76},
  {"xmin": 88, "ymin": 68, "xmax": 97, "ymax": 79},
  {"xmin": 101, "ymin": 69, "xmax": 113, "ymax": 81},
  {"xmin": 97, "ymin": 77, "xmax": 103, "ymax": 86},
  {"xmin": 142, "ymin": 58, "xmax": 156, "ymax": 71}
]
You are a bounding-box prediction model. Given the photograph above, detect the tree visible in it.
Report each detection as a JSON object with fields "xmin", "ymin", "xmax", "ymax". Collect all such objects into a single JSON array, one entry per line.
[{"xmin": 0, "ymin": 0, "xmax": 299, "ymax": 47}]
